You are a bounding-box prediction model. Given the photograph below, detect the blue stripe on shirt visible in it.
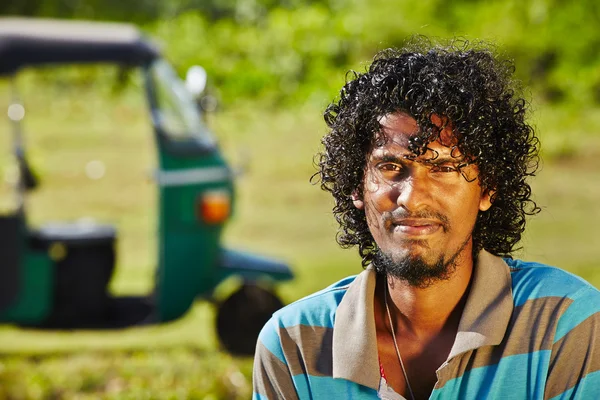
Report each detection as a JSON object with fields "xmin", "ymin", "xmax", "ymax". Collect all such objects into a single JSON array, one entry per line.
[
  {"xmin": 554, "ymin": 286, "xmax": 600, "ymax": 342},
  {"xmin": 292, "ymin": 374, "xmax": 378, "ymax": 399},
  {"xmin": 548, "ymin": 370, "xmax": 600, "ymax": 400},
  {"xmin": 507, "ymin": 260, "xmax": 594, "ymax": 306},
  {"xmin": 433, "ymin": 351, "xmax": 551, "ymax": 399}
]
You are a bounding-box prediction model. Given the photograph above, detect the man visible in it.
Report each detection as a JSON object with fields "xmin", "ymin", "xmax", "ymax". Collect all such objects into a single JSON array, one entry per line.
[{"xmin": 252, "ymin": 38, "xmax": 600, "ymax": 399}]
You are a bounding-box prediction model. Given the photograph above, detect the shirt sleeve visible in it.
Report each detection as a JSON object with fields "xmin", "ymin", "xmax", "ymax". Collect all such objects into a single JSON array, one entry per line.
[
  {"xmin": 544, "ymin": 286, "xmax": 600, "ymax": 400},
  {"xmin": 252, "ymin": 317, "xmax": 299, "ymax": 400}
]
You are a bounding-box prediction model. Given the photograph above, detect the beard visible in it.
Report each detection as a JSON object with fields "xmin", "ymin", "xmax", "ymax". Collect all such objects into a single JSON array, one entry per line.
[{"xmin": 372, "ymin": 235, "xmax": 471, "ymax": 289}]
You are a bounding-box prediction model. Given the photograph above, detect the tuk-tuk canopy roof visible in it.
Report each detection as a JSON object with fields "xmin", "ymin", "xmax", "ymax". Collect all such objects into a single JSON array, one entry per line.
[{"xmin": 0, "ymin": 18, "xmax": 161, "ymax": 76}]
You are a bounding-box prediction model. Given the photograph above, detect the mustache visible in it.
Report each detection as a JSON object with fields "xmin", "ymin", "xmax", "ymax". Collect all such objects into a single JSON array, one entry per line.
[{"xmin": 382, "ymin": 208, "xmax": 450, "ymax": 230}]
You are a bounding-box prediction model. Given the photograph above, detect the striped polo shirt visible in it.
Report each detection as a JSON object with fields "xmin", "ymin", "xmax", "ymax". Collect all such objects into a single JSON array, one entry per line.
[{"xmin": 253, "ymin": 250, "xmax": 600, "ymax": 399}]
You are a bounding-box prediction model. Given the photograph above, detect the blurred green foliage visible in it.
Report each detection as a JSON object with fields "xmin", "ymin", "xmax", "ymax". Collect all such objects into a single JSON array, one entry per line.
[
  {"xmin": 3, "ymin": 0, "xmax": 600, "ymax": 107},
  {"xmin": 146, "ymin": 0, "xmax": 600, "ymax": 107}
]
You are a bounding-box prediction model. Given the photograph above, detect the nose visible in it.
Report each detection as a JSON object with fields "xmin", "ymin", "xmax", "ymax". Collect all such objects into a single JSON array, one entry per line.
[{"xmin": 394, "ymin": 172, "xmax": 432, "ymax": 211}]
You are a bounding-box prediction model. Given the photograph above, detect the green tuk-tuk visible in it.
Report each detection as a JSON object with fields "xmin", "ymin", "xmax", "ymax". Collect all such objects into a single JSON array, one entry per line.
[{"xmin": 0, "ymin": 18, "xmax": 293, "ymax": 355}]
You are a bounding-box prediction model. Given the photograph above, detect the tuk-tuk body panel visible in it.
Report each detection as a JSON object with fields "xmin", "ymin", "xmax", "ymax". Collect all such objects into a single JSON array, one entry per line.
[
  {"xmin": 0, "ymin": 251, "xmax": 54, "ymax": 324},
  {"xmin": 154, "ymin": 149, "xmax": 235, "ymax": 321}
]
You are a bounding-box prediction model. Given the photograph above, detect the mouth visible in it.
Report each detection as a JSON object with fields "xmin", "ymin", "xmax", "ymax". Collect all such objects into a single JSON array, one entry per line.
[{"xmin": 392, "ymin": 219, "xmax": 443, "ymax": 236}]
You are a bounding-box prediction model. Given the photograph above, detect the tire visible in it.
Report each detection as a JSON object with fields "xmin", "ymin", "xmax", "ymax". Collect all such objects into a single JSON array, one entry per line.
[{"xmin": 216, "ymin": 283, "xmax": 284, "ymax": 356}]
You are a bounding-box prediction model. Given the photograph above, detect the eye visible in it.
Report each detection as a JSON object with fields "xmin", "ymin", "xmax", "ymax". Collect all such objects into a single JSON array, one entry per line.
[
  {"xmin": 429, "ymin": 164, "xmax": 459, "ymax": 174},
  {"xmin": 376, "ymin": 162, "xmax": 405, "ymax": 178},
  {"xmin": 378, "ymin": 163, "xmax": 401, "ymax": 172}
]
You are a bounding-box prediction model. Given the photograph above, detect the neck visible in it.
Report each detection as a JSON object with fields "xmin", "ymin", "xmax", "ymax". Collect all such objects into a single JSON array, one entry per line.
[{"xmin": 382, "ymin": 249, "xmax": 475, "ymax": 338}]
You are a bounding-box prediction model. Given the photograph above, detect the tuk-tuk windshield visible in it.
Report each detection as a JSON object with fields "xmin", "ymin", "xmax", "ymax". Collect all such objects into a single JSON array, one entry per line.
[{"xmin": 148, "ymin": 60, "xmax": 214, "ymax": 146}]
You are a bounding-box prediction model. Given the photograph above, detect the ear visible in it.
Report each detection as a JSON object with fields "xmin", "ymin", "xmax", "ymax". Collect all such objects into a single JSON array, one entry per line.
[
  {"xmin": 351, "ymin": 190, "xmax": 364, "ymax": 210},
  {"xmin": 479, "ymin": 187, "xmax": 495, "ymax": 212}
]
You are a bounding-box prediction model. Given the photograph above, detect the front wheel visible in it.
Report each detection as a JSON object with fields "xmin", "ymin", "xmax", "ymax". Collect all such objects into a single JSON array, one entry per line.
[{"xmin": 216, "ymin": 283, "xmax": 284, "ymax": 356}]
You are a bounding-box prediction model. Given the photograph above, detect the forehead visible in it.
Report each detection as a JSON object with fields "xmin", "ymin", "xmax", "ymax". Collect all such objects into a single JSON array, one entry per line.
[
  {"xmin": 375, "ymin": 112, "xmax": 456, "ymax": 153},
  {"xmin": 376, "ymin": 113, "xmax": 418, "ymax": 148}
]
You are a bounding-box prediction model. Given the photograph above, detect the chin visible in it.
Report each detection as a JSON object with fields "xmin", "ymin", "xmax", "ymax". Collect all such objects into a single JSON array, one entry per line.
[
  {"xmin": 372, "ymin": 249, "xmax": 453, "ymax": 288},
  {"xmin": 390, "ymin": 247, "xmax": 436, "ymax": 266}
]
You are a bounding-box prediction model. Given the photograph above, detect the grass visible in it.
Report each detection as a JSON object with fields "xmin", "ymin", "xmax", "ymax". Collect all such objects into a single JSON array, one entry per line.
[{"xmin": 0, "ymin": 71, "xmax": 599, "ymax": 399}]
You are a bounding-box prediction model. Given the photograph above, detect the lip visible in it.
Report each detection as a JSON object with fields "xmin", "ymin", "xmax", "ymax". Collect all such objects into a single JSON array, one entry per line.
[{"xmin": 392, "ymin": 219, "xmax": 442, "ymax": 236}]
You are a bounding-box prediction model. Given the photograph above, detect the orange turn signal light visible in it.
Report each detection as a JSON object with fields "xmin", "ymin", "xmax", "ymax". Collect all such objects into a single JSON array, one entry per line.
[{"xmin": 198, "ymin": 190, "xmax": 230, "ymax": 224}]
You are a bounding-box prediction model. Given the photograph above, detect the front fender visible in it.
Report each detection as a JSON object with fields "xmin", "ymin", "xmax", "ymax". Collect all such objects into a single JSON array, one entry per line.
[{"xmin": 216, "ymin": 248, "xmax": 293, "ymax": 283}]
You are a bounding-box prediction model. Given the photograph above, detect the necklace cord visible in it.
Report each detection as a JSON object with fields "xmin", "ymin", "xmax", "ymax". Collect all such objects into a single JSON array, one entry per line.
[{"xmin": 384, "ymin": 279, "xmax": 416, "ymax": 400}]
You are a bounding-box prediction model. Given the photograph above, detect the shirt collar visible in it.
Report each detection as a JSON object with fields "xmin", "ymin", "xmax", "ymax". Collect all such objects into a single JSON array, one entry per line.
[
  {"xmin": 448, "ymin": 250, "xmax": 514, "ymax": 358},
  {"xmin": 332, "ymin": 250, "xmax": 514, "ymax": 390}
]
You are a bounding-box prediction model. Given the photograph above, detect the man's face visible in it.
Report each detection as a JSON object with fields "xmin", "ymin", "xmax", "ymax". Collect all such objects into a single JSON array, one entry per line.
[{"xmin": 352, "ymin": 112, "xmax": 492, "ymax": 285}]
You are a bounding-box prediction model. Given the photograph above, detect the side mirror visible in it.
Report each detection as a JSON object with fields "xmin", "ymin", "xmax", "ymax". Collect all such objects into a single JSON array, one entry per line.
[
  {"xmin": 185, "ymin": 65, "xmax": 207, "ymax": 98},
  {"xmin": 185, "ymin": 65, "xmax": 218, "ymax": 115}
]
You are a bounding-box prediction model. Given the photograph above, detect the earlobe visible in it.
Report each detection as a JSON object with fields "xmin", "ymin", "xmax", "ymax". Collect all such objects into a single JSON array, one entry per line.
[
  {"xmin": 479, "ymin": 188, "xmax": 495, "ymax": 212},
  {"xmin": 351, "ymin": 191, "xmax": 364, "ymax": 210}
]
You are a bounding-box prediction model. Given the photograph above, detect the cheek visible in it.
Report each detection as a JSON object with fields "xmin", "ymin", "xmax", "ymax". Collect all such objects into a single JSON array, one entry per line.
[
  {"xmin": 457, "ymin": 193, "xmax": 486, "ymax": 226},
  {"xmin": 363, "ymin": 176, "xmax": 380, "ymax": 195},
  {"xmin": 363, "ymin": 177, "xmax": 396, "ymax": 209},
  {"xmin": 363, "ymin": 195, "xmax": 381, "ymax": 220},
  {"xmin": 362, "ymin": 196, "xmax": 387, "ymax": 234},
  {"xmin": 440, "ymin": 187, "xmax": 484, "ymax": 224}
]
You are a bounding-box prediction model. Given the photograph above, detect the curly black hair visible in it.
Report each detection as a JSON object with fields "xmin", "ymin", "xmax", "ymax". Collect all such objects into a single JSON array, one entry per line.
[{"xmin": 315, "ymin": 37, "xmax": 540, "ymax": 267}]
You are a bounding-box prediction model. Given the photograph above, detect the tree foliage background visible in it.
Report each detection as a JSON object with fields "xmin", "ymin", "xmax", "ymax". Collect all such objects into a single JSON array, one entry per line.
[{"xmin": 3, "ymin": 0, "xmax": 600, "ymax": 108}]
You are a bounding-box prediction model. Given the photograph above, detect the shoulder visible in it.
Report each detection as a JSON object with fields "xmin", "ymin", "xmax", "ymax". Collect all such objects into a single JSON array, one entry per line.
[
  {"xmin": 268, "ymin": 274, "xmax": 357, "ymax": 330},
  {"xmin": 506, "ymin": 262, "xmax": 600, "ymax": 397},
  {"xmin": 256, "ymin": 274, "xmax": 357, "ymax": 352},
  {"xmin": 505, "ymin": 258, "xmax": 600, "ymax": 342},
  {"xmin": 504, "ymin": 258, "xmax": 600, "ymax": 306},
  {"xmin": 254, "ymin": 274, "xmax": 358, "ymax": 380}
]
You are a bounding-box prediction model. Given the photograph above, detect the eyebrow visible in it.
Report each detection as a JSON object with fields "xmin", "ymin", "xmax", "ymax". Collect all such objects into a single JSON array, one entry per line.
[
  {"xmin": 370, "ymin": 153, "xmax": 409, "ymax": 164},
  {"xmin": 370, "ymin": 152, "xmax": 466, "ymax": 165},
  {"xmin": 426, "ymin": 155, "xmax": 467, "ymax": 164}
]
